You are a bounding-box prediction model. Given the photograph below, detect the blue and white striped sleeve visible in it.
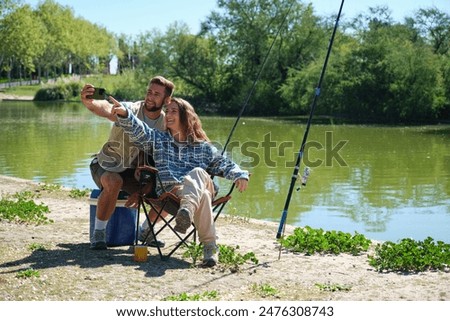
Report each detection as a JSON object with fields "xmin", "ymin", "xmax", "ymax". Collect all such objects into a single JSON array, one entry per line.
[
  {"xmin": 116, "ymin": 106, "xmax": 155, "ymax": 153},
  {"xmin": 206, "ymin": 145, "xmax": 249, "ymax": 182}
]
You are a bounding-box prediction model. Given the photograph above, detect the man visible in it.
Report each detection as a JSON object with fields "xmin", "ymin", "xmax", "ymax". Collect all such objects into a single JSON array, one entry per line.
[
  {"xmin": 80, "ymin": 76, "xmax": 175, "ymax": 250},
  {"xmin": 111, "ymin": 97, "xmax": 249, "ymax": 267}
]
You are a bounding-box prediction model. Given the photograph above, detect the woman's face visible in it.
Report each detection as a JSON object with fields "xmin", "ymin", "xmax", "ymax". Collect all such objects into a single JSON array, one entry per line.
[{"xmin": 165, "ymin": 101, "xmax": 183, "ymax": 135}]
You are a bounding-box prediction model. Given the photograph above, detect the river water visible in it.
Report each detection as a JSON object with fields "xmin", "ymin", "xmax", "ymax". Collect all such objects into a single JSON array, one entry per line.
[{"xmin": 1, "ymin": 101, "xmax": 449, "ymax": 242}]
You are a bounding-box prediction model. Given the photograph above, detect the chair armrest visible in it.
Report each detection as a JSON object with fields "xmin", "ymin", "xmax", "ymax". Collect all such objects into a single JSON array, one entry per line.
[
  {"xmin": 137, "ymin": 165, "xmax": 159, "ymax": 174},
  {"xmin": 137, "ymin": 165, "xmax": 159, "ymax": 188}
]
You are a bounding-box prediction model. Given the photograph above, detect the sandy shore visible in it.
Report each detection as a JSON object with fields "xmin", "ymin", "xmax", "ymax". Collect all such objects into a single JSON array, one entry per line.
[{"xmin": 0, "ymin": 174, "xmax": 449, "ymax": 301}]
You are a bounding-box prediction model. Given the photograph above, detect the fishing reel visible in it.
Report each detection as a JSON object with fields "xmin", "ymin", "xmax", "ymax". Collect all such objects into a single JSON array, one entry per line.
[{"xmin": 296, "ymin": 167, "xmax": 311, "ymax": 191}]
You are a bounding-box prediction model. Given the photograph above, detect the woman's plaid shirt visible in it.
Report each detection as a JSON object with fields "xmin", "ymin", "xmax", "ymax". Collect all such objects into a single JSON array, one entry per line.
[{"xmin": 116, "ymin": 105, "xmax": 249, "ymax": 189}]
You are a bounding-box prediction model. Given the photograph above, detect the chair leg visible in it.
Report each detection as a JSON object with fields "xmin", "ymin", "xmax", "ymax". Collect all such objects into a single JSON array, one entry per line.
[
  {"xmin": 164, "ymin": 201, "xmax": 227, "ymax": 258},
  {"xmin": 137, "ymin": 196, "xmax": 227, "ymax": 261},
  {"xmin": 135, "ymin": 203, "xmax": 140, "ymax": 246},
  {"xmin": 138, "ymin": 196, "xmax": 165, "ymax": 260}
]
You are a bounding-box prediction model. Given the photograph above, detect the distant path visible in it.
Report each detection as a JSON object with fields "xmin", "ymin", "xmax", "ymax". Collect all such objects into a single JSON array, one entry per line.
[
  {"xmin": 0, "ymin": 93, "xmax": 34, "ymax": 101},
  {"xmin": 0, "ymin": 79, "xmax": 40, "ymax": 89}
]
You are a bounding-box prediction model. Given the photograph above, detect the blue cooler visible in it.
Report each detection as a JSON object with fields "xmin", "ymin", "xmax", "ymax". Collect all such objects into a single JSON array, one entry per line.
[{"xmin": 89, "ymin": 189, "xmax": 137, "ymax": 246}]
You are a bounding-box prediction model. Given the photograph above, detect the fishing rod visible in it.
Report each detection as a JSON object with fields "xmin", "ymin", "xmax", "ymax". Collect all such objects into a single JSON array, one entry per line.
[
  {"xmin": 276, "ymin": 0, "xmax": 345, "ymax": 245},
  {"xmin": 221, "ymin": 0, "xmax": 295, "ymax": 155}
]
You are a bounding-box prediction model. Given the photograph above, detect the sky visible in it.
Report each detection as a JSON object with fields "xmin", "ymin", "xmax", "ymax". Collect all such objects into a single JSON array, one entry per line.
[{"xmin": 24, "ymin": 0, "xmax": 450, "ymax": 37}]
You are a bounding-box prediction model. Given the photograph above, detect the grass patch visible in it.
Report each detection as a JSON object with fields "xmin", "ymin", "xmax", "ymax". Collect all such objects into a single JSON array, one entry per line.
[
  {"xmin": 2, "ymin": 84, "xmax": 39, "ymax": 96},
  {"xmin": 3, "ymin": 74, "xmax": 129, "ymax": 101},
  {"xmin": 182, "ymin": 242, "xmax": 258, "ymax": 269},
  {"xmin": 163, "ymin": 291, "xmax": 218, "ymax": 301},
  {"xmin": 69, "ymin": 188, "xmax": 90, "ymax": 199},
  {"xmin": 6, "ymin": 73, "xmax": 145, "ymax": 102},
  {"xmin": 16, "ymin": 268, "xmax": 40, "ymax": 279},
  {"xmin": 315, "ymin": 282, "xmax": 352, "ymax": 292},
  {"xmin": 218, "ymin": 244, "xmax": 259, "ymax": 267},
  {"xmin": 251, "ymin": 283, "xmax": 279, "ymax": 298},
  {"xmin": 28, "ymin": 243, "xmax": 48, "ymax": 252},
  {"xmin": 182, "ymin": 241, "xmax": 204, "ymax": 266},
  {"xmin": 279, "ymin": 226, "xmax": 372, "ymax": 255},
  {"xmin": 282, "ymin": 227, "xmax": 449, "ymax": 273},
  {"xmin": 0, "ymin": 192, "xmax": 52, "ymax": 225},
  {"xmin": 37, "ymin": 183, "xmax": 61, "ymax": 193},
  {"xmin": 368, "ymin": 237, "xmax": 450, "ymax": 273}
]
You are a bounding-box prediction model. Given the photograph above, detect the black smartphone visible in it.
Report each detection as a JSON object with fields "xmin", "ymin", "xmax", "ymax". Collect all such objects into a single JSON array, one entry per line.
[{"xmin": 87, "ymin": 87, "xmax": 107, "ymax": 100}]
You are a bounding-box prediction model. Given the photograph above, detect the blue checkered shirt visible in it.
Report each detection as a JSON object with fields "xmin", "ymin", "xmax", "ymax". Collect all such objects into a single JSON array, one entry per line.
[{"xmin": 116, "ymin": 105, "xmax": 249, "ymax": 189}]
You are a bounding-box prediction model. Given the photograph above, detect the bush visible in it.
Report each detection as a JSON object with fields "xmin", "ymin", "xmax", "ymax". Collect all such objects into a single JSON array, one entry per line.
[
  {"xmin": 34, "ymin": 86, "xmax": 67, "ymax": 101},
  {"xmin": 34, "ymin": 80, "xmax": 82, "ymax": 101},
  {"xmin": 0, "ymin": 192, "xmax": 52, "ymax": 225},
  {"xmin": 279, "ymin": 226, "xmax": 372, "ymax": 255},
  {"xmin": 368, "ymin": 237, "xmax": 450, "ymax": 273},
  {"xmin": 113, "ymin": 70, "xmax": 146, "ymax": 101}
]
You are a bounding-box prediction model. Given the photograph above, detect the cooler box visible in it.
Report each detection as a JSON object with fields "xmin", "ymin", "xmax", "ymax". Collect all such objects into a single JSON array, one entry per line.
[{"xmin": 89, "ymin": 189, "xmax": 137, "ymax": 246}]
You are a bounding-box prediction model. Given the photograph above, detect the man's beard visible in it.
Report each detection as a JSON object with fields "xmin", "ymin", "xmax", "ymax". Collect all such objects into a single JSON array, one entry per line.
[{"xmin": 145, "ymin": 103, "xmax": 163, "ymax": 112}]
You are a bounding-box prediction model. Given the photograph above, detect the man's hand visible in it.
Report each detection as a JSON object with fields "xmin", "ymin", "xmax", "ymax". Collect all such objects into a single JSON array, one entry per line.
[
  {"xmin": 125, "ymin": 192, "xmax": 140, "ymax": 208},
  {"xmin": 80, "ymin": 84, "xmax": 95, "ymax": 102},
  {"xmin": 80, "ymin": 84, "xmax": 116, "ymax": 121}
]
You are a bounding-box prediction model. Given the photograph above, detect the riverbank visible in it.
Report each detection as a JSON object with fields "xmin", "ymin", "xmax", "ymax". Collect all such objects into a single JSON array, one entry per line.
[
  {"xmin": 0, "ymin": 175, "xmax": 448, "ymax": 301},
  {"xmin": 0, "ymin": 93, "xmax": 33, "ymax": 101}
]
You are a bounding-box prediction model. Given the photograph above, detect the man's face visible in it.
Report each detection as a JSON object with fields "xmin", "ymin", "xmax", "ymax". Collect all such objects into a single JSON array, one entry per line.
[{"xmin": 144, "ymin": 83, "xmax": 166, "ymax": 112}]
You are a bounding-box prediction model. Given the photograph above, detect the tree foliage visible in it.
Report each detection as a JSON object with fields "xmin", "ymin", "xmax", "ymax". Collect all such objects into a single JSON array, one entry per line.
[
  {"xmin": 1, "ymin": 0, "xmax": 449, "ymax": 123},
  {"xmin": 0, "ymin": 4, "xmax": 46, "ymax": 75},
  {"xmin": 0, "ymin": 0, "xmax": 117, "ymax": 80}
]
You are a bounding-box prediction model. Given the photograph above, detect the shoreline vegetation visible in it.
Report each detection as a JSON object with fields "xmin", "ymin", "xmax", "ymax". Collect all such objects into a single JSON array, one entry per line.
[
  {"xmin": 0, "ymin": 174, "xmax": 449, "ymax": 301},
  {"xmin": 1, "ymin": 2, "xmax": 449, "ymax": 125}
]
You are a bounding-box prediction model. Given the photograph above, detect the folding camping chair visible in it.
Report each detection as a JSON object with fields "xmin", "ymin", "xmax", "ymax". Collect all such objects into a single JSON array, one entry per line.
[{"xmin": 134, "ymin": 165, "xmax": 234, "ymax": 260}]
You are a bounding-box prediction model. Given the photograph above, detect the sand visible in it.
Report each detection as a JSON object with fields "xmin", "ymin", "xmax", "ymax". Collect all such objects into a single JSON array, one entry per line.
[{"xmin": 0, "ymin": 175, "xmax": 449, "ymax": 301}]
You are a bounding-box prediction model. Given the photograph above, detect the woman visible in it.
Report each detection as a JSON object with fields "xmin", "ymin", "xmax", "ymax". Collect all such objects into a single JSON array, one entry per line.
[{"xmin": 111, "ymin": 97, "xmax": 249, "ymax": 267}]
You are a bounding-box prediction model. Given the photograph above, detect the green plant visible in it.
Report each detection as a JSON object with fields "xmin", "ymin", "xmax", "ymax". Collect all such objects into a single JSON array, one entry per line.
[
  {"xmin": 279, "ymin": 226, "xmax": 371, "ymax": 255},
  {"xmin": 69, "ymin": 188, "xmax": 90, "ymax": 198},
  {"xmin": 315, "ymin": 282, "xmax": 352, "ymax": 292},
  {"xmin": 34, "ymin": 79, "xmax": 82, "ymax": 101},
  {"xmin": 163, "ymin": 291, "xmax": 218, "ymax": 301},
  {"xmin": 182, "ymin": 241, "xmax": 203, "ymax": 266},
  {"xmin": 182, "ymin": 243, "xmax": 259, "ymax": 268},
  {"xmin": 368, "ymin": 237, "xmax": 450, "ymax": 273},
  {"xmin": 12, "ymin": 191, "xmax": 37, "ymax": 200},
  {"xmin": 38, "ymin": 183, "xmax": 61, "ymax": 192},
  {"xmin": 113, "ymin": 70, "xmax": 146, "ymax": 100},
  {"xmin": 2, "ymin": 84, "xmax": 40, "ymax": 96},
  {"xmin": 16, "ymin": 268, "xmax": 40, "ymax": 279},
  {"xmin": 218, "ymin": 244, "xmax": 259, "ymax": 266},
  {"xmin": 251, "ymin": 283, "xmax": 279, "ymax": 298},
  {"xmin": 28, "ymin": 243, "xmax": 48, "ymax": 251},
  {"xmin": 0, "ymin": 194, "xmax": 52, "ymax": 225}
]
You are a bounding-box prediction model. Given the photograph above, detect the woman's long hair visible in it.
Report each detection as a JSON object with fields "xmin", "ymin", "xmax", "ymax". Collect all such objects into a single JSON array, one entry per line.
[{"xmin": 172, "ymin": 97, "xmax": 210, "ymax": 143}]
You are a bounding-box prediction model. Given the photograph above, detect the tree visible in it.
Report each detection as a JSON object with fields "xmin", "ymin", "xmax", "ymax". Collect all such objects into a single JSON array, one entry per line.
[
  {"xmin": 0, "ymin": 4, "xmax": 47, "ymax": 81},
  {"xmin": 30, "ymin": 0, "xmax": 117, "ymax": 77},
  {"xmin": 116, "ymin": 33, "xmax": 136, "ymax": 72},
  {"xmin": 411, "ymin": 7, "xmax": 450, "ymax": 55},
  {"xmin": 195, "ymin": 0, "xmax": 326, "ymax": 115},
  {"xmin": 278, "ymin": 32, "xmax": 355, "ymax": 116},
  {"xmin": 322, "ymin": 13, "xmax": 445, "ymax": 122},
  {"xmin": 0, "ymin": 0, "xmax": 18, "ymax": 17}
]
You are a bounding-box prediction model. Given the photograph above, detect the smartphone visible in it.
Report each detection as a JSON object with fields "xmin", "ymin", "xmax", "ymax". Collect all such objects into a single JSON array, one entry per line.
[{"xmin": 87, "ymin": 87, "xmax": 107, "ymax": 100}]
